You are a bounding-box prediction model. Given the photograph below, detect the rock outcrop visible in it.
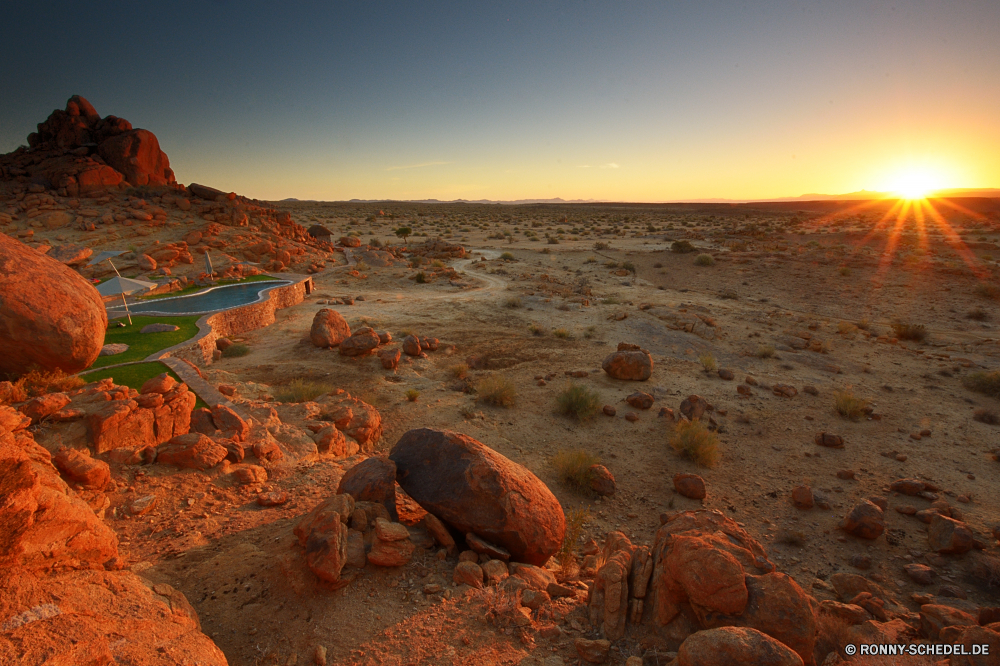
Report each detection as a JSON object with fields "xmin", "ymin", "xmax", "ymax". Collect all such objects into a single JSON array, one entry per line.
[
  {"xmin": 390, "ymin": 428, "xmax": 565, "ymax": 566},
  {"xmin": 0, "ymin": 232, "xmax": 107, "ymax": 375}
]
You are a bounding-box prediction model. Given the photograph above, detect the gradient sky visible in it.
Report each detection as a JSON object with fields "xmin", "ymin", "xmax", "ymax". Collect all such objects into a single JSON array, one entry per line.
[{"xmin": 2, "ymin": 1, "xmax": 999, "ymax": 202}]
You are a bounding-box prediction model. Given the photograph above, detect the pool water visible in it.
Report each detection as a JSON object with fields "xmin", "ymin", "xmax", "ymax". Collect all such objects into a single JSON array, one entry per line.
[{"xmin": 109, "ymin": 280, "xmax": 290, "ymax": 315}]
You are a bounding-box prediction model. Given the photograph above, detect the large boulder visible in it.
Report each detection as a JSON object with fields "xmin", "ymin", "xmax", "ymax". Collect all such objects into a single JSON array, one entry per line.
[
  {"xmin": 310, "ymin": 309, "xmax": 351, "ymax": 348},
  {"xmin": 677, "ymin": 627, "xmax": 804, "ymax": 666},
  {"xmin": 97, "ymin": 129, "xmax": 174, "ymax": 186},
  {"xmin": 602, "ymin": 343, "xmax": 653, "ymax": 381},
  {"xmin": 390, "ymin": 428, "xmax": 565, "ymax": 566},
  {"xmin": 0, "ymin": 233, "xmax": 107, "ymax": 375},
  {"xmin": 337, "ymin": 457, "xmax": 398, "ymax": 521}
]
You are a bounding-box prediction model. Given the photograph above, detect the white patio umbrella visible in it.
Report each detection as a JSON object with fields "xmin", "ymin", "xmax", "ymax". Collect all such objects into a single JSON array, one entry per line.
[{"xmin": 89, "ymin": 250, "xmax": 148, "ymax": 325}]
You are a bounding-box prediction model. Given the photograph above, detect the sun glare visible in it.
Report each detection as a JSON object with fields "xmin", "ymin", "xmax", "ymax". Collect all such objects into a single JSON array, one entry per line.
[{"xmin": 883, "ymin": 166, "xmax": 944, "ymax": 200}]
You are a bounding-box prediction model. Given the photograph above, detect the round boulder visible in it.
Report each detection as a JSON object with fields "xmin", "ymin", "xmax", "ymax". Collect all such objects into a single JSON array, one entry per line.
[
  {"xmin": 0, "ymin": 232, "xmax": 107, "ymax": 374},
  {"xmin": 602, "ymin": 343, "xmax": 653, "ymax": 381},
  {"xmin": 678, "ymin": 627, "xmax": 803, "ymax": 666},
  {"xmin": 390, "ymin": 428, "xmax": 565, "ymax": 566},
  {"xmin": 310, "ymin": 308, "xmax": 351, "ymax": 348}
]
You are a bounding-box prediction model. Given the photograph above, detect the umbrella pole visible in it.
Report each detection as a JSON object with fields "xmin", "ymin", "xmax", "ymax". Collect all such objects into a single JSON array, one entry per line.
[{"xmin": 121, "ymin": 292, "xmax": 132, "ymax": 325}]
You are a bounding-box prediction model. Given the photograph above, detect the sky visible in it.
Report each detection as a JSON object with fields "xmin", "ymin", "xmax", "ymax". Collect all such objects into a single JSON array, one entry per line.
[{"xmin": 2, "ymin": 1, "xmax": 999, "ymax": 202}]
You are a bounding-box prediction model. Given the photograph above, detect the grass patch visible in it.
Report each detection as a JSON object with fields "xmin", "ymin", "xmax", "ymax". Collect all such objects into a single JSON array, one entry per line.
[
  {"xmin": 476, "ymin": 374, "xmax": 517, "ymax": 407},
  {"xmin": 504, "ymin": 296, "xmax": 522, "ymax": 308},
  {"xmin": 81, "ymin": 361, "xmax": 187, "ymax": 397},
  {"xmin": 756, "ymin": 344, "xmax": 776, "ymax": 359},
  {"xmin": 557, "ymin": 506, "xmax": 591, "ymax": 566},
  {"xmin": 553, "ymin": 449, "xmax": 601, "ymax": 490},
  {"xmin": 834, "ymin": 389, "xmax": 869, "ymax": 420},
  {"xmin": 140, "ymin": 274, "xmax": 277, "ymax": 300},
  {"xmin": 694, "ymin": 253, "xmax": 714, "ymax": 266},
  {"xmin": 553, "ymin": 328, "xmax": 572, "ymax": 339},
  {"xmin": 222, "ymin": 343, "xmax": 250, "ymax": 358},
  {"xmin": 88, "ymin": 315, "xmax": 202, "ymax": 369},
  {"xmin": 449, "ymin": 363, "xmax": 469, "ymax": 379},
  {"xmin": 670, "ymin": 420, "xmax": 720, "ymax": 467},
  {"xmin": 964, "ymin": 371, "xmax": 1000, "ymax": 398},
  {"xmin": 556, "ymin": 383, "xmax": 601, "ymax": 420},
  {"xmin": 698, "ymin": 352, "xmax": 717, "ymax": 373},
  {"xmin": 405, "ymin": 389, "xmax": 420, "ymax": 402},
  {"xmin": 273, "ymin": 378, "xmax": 338, "ymax": 403},
  {"xmin": 891, "ymin": 322, "xmax": 927, "ymax": 342}
]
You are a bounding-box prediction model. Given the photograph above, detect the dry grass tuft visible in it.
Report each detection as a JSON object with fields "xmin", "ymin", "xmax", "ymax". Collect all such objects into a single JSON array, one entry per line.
[
  {"xmin": 476, "ymin": 374, "xmax": 517, "ymax": 407},
  {"xmin": 756, "ymin": 344, "xmax": 776, "ymax": 359},
  {"xmin": 670, "ymin": 420, "xmax": 720, "ymax": 467},
  {"xmin": 964, "ymin": 370, "xmax": 1000, "ymax": 398},
  {"xmin": 504, "ymin": 296, "xmax": 522, "ymax": 308},
  {"xmin": 973, "ymin": 408, "xmax": 999, "ymax": 425},
  {"xmin": 698, "ymin": 352, "xmax": 717, "ymax": 373},
  {"xmin": 891, "ymin": 321, "xmax": 927, "ymax": 342},
  {"xmin": 448, "ymin": 363, "xmax": 469, "ymax": 379},
  {"xmin": 556, "ymin": 383, "xmax": 601, "ymax": 420},
  {"xmin": 5, "ymin": 368, "xmax": 85, "ymax": 401},
  {"xmin": 557, "ymin": 506, "xmax": 591, "ymax": 566},
  {"xmin": 694, "ymin": 253, "xmax": 714, "ymax": 266},
  {"xmin": 222, "ymin": 343, "xmax": 250, "ymax": 358},
  {"xmin": 405, "ymin": 389, "xmax": 420, "ymax": 402},
  {"xmin": 553, "ymin": 449, "xmax": 600, "ymax": 490},
  {"xmin": 274, "ymin": 378, "xmax": 337, "ymax": 403},
  {"xmin": 834, "ymin": 389, "xmax": 869, "ymax": 420}
]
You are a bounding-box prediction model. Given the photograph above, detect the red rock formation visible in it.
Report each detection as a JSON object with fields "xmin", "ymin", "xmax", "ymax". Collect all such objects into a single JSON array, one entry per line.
[{"xmin": 0, "ymin": 232, "xmax": 107, "ymax": 375}]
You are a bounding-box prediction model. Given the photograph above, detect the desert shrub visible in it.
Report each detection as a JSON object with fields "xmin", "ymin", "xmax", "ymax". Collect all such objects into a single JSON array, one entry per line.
[
  {"xmin": 838, "ymin": 266, "xmax": 851, "ymax": 276},
  {"xmin": 500, "ymin": 252, "xmax": 515, "ymax": 261},
  {"xmin": 540, "ymin": 247, "xmax": 551, "ymax": 254},
  {"xmin": 777, "ymin": 528, "xmax": 808, "ymax": 546},
  {"xmin": 671, "ymin": 240, "xmax": 696, "ymax": 253},
  {"xmin": 528, "ymin": 323, "xmax": 544, "ymax": 336},
  {"xmin": 414, "ymin": 271, "xmax": 427, "ymax": 284},
  {"xmin": 720, "ymin": 289, "xmax": 739, "ymax": 300},
  {"xmin": 694, "ymin": 253, "xmax": 714, "ymax": 266},
  {"xmin": 856, "ymin": 318, "xmax": 871, "ymax": 330},
  {"xmin": 698, "ymin": 352, "xmax": 717, "ymax": 373},
  {"xmin": 222, "ymin": 343, "xmax": 250, "ymax": 358},
  {"xmin": 12, "ymin": 368, "xmax": 85, "ymax": 398},
  {"xmin": 814, "ymin": 613, "xmax": 853, "ymax": 664},
  {"xmin": 553, "ymin": 449, "xmax": 600, "ymax": 489},
  {"xmin": 670, "ymin": 420, "xmax": 720, "ymax": 467},
  {"xmin": 834, "ymin": 390, "xmax": 869, "ymax": 420},
  {"xmin": 973, "ymin": 408, "xmax": 999, "ymax": 425},
  {"xmin": 449, "ymin": 363, "xmax": 469, "ymax": 379},
  {"xmin": 405, "ymin": 389, "xmax": 419, "ymax": 402},
  {"xmin": 584, "ymin": 256, "xmax": 597, "ymax": 264},
  {"xmin": 583, "ymin": 325, "xmax": 597, "ymax": 339},
  {"xmin": 274, "ymin": 378, "xmax": 336, "ymax": 403},
  {"xmin": 975, "ymin": 283, "xmax": 1000, "ymax": 300},
  {"xmin": 553, "ymin": 328, "xmax": 572, "ymax": 339},
  {"xmin": 557, "ymin": 506, "xmax": 591, "ymax": 566},
  {"xmin": 370, "ymin": 237, "xmax": 383, "ymax": 247},
  {"xmin": 355, "ymin": 260, "xmax": 370, "ymax": 272},
  {"xmin": 556, "ymin": 383, "xmax": 601, "ymax": 420},
  {"xmin": 476, "ymin": 374, "xmax": 517, "ymax": 407},
  {"xmin": 431, "ymin": 259, "xmax": 445, "ymax": 268},
  {"xmin": 504, "ymin": 296, "xmax": 522, "ymax": 309},
  {"xmin": 547, "ymin": 237, "xmax": 559, "ymax": 244},
  {"xmin": 621, "ymin": 260, "xmax": 635, "ymax": 273},
  {"xmin": 593, "ymin": 241, "xmax": 609, "ymax": 250},
  {"xmin": 964, "ymin": 371, "xmax": 1000, "ymax": 398},
  {"xmin": 601, "ymin": 297, "xmax": 620, "ymax": 305},
  {"xmin": 891, "ymin": 322, "xmax": 927, "ymax": 342},
  {"xmin": 968, "ymin": 307, "xmax": 989, "ymax": 321},
  {"xmin": 756, "ymin": 344, "xmax": 776, "ymax": 359}
]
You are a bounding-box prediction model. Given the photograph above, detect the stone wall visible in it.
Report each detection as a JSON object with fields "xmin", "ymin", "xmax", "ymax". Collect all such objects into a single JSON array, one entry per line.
[{"xmin": 165, "ymin": 277, "xmax": 312, "ymax": 366}]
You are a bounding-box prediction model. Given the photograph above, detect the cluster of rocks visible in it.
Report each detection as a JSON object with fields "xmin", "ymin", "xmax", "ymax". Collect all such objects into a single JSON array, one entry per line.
[
  {"xmin": 310, "ymin": 308, "xmax": 440, "ymax": 369},
  {"xmin": 0, "ymin": 382, "xmax": 225, "ymax": 665}
]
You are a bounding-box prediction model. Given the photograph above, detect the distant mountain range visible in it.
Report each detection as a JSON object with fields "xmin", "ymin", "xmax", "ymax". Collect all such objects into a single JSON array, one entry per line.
[{"xmin": 276, "ymin": 189, "xmax": 1000, "ymax": 205}]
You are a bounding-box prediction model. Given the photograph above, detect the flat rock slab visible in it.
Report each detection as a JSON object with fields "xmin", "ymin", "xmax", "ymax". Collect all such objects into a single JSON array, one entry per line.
[
  {"xmin": 140, "ymin": 323, "xmax": 179, "ymax": 333},
  {"xmin": 99, "ymin": 343, "xmax": 129, "ymax": 356}
]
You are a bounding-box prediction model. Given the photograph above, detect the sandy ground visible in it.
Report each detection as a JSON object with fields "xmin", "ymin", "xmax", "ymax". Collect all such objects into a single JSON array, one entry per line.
[{"xmin": 5, "ymin": 191, "xmax": 1000, "ymax": 665}]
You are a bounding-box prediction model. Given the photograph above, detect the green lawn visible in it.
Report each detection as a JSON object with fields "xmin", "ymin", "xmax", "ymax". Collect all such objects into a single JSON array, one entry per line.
[
  {"xmin": 88, "ymin": 314, "xmax": 202, "ymax": 369},
  {"xmin": 82, "ymin": 361, "xmax": 207, "ymax": 408},
  {"xmin": 140, "ymin": 274, "xmax": 278, "ymax": 300}
]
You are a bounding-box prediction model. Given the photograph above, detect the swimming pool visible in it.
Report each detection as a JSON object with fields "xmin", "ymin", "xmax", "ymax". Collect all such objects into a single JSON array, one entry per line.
[{"xmin": 108, "ymin": 280, "xmax": 291, "ymax": 316}]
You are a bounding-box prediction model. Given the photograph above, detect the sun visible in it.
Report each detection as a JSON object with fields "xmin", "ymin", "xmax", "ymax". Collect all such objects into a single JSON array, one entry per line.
[{"xmin": 883, "ymin": 165, "xmax": 944, "ymax": 200}]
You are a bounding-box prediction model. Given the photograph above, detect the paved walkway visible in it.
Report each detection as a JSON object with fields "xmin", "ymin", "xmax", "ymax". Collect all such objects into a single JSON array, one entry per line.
[{"xmin": 157, "ymin": 357, "xmax": 239, "ymax": 412}]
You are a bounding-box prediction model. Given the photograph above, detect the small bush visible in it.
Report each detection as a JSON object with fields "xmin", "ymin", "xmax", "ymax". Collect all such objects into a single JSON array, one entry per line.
[
  {"xmin": 698, "ymin": 352, "xmax": 717, "ymax": 373},
  {"xmin": 553, "ymin": 328, "xmax": 572, "ymax": 339},
  {"xmin": 528, "ymin": 323, "xmax": 544, "ymax": 336},
  {"xmin": 891, "ymin": 322, "xmax": 927, "ymax": 342},
  {"xmin": 584, "ymin": 256, "xmax": 597, "ymax": 263},
  {"xmin": 975, "ymin": 283, "xmax": 1000, "ymax": 300},
  {"xmin": 968, "ymin": 307, "xmax": 989, "ymax": 321},
  {"xmin": 414, "ymin": 271, "xmax": 427, "ymax": 284},
  {"xmin": 671, "ymin": 240, "xmax": 696, "ymax": 253},
  {"xmin": 558, "ymin": 506, "xmax": 591, "ymax": 566},
  {"xmin": 553, "ymin": 449, "xmax": 600, "ymax": 489},
  {"xmin": 621, "ymin": 260, "xmax": 635, "ymax": 273},
  {"xmin": 10, "ymin": 368, "xmax": 84, "ymax": 399},
  {"xmin": 720, "ymin": 289, "xmax": 739, "ymax": 300},
  {"xmin": 834, "ymin": 389, "xmax": 869, "ymax": 420},
  {"xmin": 601, "ymin": 297, "xmax": 620, "ymax": 305},
  {"xmin": 547, "ymin": 237, "xmax": 559, "ymax": 244},
  {"xmin": 476, "ymin": 374, "xmax": 517, "ymax": 407},
  {"xmin": 973, "ymin": 408, "xmax": 999, "ymax": 425},
  {"xmin": 504, "ymin": 296, "xmax": 522, "ymax": 308},
  {"xmin": 500, "ymin": 252, "xmax": 515, "ymax": 261},
  {"xmin": 593, "ymin": 241, "xmax": 609, "ymax": 251},
  {"xmin": 964, "ymin": 371, "xmax": 1000, "ymax": 398},
  {"xmin": 222, "ymin": 343, "xmax": 250, "ymax": 358},
  {"xmin": 449, "ymin": 363, "xmax": 469, "ymax": 379},
  {"xmin": 777, "ymin": 528, "xmax": 808, "ymax": 546},
  {"xmin": 856, "ymin": 318, "xmax": 871, "ymax": 330},
  {"xmin": 838, "ymin": 266, "xmax": 851, "ymax": 276},
  {"xmin": 670, "ymin": 420, "xmax": 720, "ymax": 467},
  {"xmin": 405, "ymin": 389, "xmax": 420, "ymax": 402},
  {"xmin": 694, "ymin": 253, "xmax": 714, "ymax": 266},
  {"xmin": 556, "ymin": 383, "xmax": 601, "ymax": 420},
  {"xmin": 540, "ymin": 247, "xmax": 552, "ymax": 254},
  {"xmin": 756, "ymin": 344, "xmax": 776, "ymax": 359},
  {"xmin": 274, "ymin": 378, "xmax": 336, "ymax": 403}
]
